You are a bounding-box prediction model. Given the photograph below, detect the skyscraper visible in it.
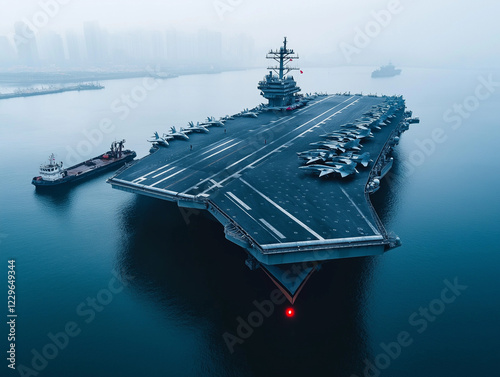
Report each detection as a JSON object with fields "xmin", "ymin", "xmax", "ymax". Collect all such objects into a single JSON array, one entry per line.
[
  {"xmin": 0, "ymin": 36, "xmax": 17, "ymax": 66},
  {"xmin": 14, "ymin": 21, "xmax": 39, "ymax": 66},
  {"xmin": 65, "ymin": 30, "xmax": 84, "ymax": 66},
  {"xmin": 83, "ymin": 21, "xmax": 107, "ymax": 65},
  {"xmin": 38, "ymin": 31, "xmax": 65, "ymax": 66}
]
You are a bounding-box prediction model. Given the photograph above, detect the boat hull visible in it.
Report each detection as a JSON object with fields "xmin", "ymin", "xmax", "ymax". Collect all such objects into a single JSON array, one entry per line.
[{"xmin": 32, "ymin": 152, "xmax": 136, "ymax": 188}]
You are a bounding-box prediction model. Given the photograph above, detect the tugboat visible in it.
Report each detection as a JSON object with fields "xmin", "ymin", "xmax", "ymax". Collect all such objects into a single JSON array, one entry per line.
[
  {"xmin": 32, "ymin": 140, "xmax": 136, "ymax": 188},
  {"xmin": 371, "ymin": 63, "xmax": 402, "ymax": 78}
]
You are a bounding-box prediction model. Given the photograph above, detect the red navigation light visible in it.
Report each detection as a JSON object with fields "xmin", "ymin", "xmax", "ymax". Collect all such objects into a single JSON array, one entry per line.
[{"xmin": 285, "ymin": 308, "xmax": 295, "ymax": 318}]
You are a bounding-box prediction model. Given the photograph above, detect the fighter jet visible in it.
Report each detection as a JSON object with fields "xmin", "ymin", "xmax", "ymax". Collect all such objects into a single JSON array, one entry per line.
[
  {"xmin": 238, "ymin": 108, "xmax": 259, "ymax": 118},
  {"xmin": 324, "ymin": 159, "xmax": 358, "ymax": 169},
  {"xmin": 323, "ymin": 135, "xmax": 358, "ymax": 144},
  {"xmin": 349, "ymin": 120, "xmax": 381, "ymax": 131},
  {"xmin": 310, "ymin": 138, "xmax": 361, "ymax": 153},
  {"xmin": 200, "ymin": 117, "xmax": 224, "ymax": 127},
  {"xmin": 300, "ymin": 162, "xmax": 358, "ymax": 178},
  {"xmin": 147, "ymin": 132, "xmax": 172, "ymax": 147},
  {"xmin": 353, "ymin": 128, "xmax": 374, "ymax": 139},
  {"xmin": 166, "ymin": 126, "xmax": 189, "ymax": 140},
  {"xmin": 342, "ymin": 152, "xmax": 372, "ymax": 168},
  {"xmin": 326, "ymin": 153, "xmax": 371, "ymax": 168},
  {"xmin": 308, "ymin": 143, "xmax": 345, "ymax": 154},
  {"xmin": 335, "ymin": 127, "xmax": 373, "ymax": 139},
  {"xmin": 186, "ymin": 121, "xmax": 209, "ymax": 133},
  {"xmin": 298, "ymin": 150, "xmax": 336, "ymax": 165},
  {"xmin": 320, "ymin": 129, "xmax": 355, "ymax": 138}
]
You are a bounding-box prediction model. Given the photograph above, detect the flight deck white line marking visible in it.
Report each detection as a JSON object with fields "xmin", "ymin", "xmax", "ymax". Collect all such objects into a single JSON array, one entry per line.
[
  {"xmin": 299, "ymin": 95, "xmax": 333, "ymax": 114},
  {"xmin": 150, "ymin": 168, "xmax": 187, "ymax": 187},
  {"xmin": 224, "ymin": 195, "xmax": 282, "ymax": 243},
  {"xmin": 240, "ymin": 178, "xmax": 325, "ymax": 240},
  {"xmin": 226, "ymin": 192, "xmax": 252, "ymax": 210},
  {"xmin": 201, "ymin": 139, "xmax": 234, "ymax": 155},
  {"xmin": 201, "ymin": 141, "xmax": 242, "ymax": 161},
  {"xmin": 259, "ymin": 218, "xmax": 286, "ymax": 239},
  {"xmin": 246, "ymin": 98, "xmax": 360, "ymax": 170},
  {"xmin": 340, "ymin": 187, "xmax": 380, "ymax": 235},
  {"xmin": 199, "ymin": 97, "xmax": 358, "ymax": 193},
  {"xmin": 191, "ymin": 97, "xmax": 358, "ymax": 195},
  {"xmin": 152, "ymin": 167, "xmax": 176, "ymax": 179},
  {"xmin": 136, "ymin": 137, "xmax": 233, "ymax": 181},
  {"xmin": 209, "ymin": 179, "xmax": 222, "ymax": 188},
  {"xmin": 136, "ymin": 163, "xmax": 171, "ymax": 180}
]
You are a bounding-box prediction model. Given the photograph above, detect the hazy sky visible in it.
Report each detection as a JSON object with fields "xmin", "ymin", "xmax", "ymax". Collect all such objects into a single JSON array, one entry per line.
[{"xmin": 1, "ymin": 0, "xmax": 498, "ymax": 67}]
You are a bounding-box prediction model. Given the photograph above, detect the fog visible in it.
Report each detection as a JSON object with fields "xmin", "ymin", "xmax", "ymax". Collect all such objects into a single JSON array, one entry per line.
[{"xmin": 0, "ymin": 0, "xmax": 498, "ymax": 70}]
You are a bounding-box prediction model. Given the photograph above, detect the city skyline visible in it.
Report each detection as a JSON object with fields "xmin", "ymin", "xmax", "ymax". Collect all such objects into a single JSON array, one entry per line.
[
  {"xmin": 0, "ymin": 1, "xmax": 498, "ymax": 71},
  {"xmin": 0, "ymin": 20, "xmax": 257, "ymax": 70}
]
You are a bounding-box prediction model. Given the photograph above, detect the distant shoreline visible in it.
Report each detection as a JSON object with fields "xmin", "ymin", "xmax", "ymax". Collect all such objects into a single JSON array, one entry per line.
[
  {"xmin": 0, "ymin": 83, "xmax": 105, "ymax": 100},
  {"xmin": 0, "ymin": 70, "xmax": 179, "ymax": 86},
  {"xmin": 0, "ymin": 65, "xmax": 257, "ymax": 87}
]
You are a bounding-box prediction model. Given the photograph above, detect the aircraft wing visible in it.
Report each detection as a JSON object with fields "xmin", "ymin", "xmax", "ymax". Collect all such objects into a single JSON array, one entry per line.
[
  {"xmin": 318, "ymin": 168, "xmax": 335, "ymax": 178},
  {"xmin": 338, "ymin": 165, "xmax": 358, "ymax": 178},
  {"xmin": 339, "ymin": 169, "xmax": 351, "ymax": 178},
  {"xmin": 306, "ymin": 157, "xmax": 323, "ymax": 165}
]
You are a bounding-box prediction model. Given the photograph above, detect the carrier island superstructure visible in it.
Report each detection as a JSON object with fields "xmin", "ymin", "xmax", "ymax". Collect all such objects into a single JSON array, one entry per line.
[{"xmin": 108, "ymin": 38, "xmax": 415, "ymax": 303}]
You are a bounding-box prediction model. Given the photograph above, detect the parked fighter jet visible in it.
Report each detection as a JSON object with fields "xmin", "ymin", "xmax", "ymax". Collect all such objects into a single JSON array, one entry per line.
[
  {"xmin": 320, "ymin": 130, "xmax": 355, "ymax": 138},
  {"xmin": 147, "ymin": 132, "xmax": 171, "ymax": 147},
  {"xmin": 342, "ymin": 152, "xmax": 372, "ymax": 168},
  {"xmin": 166, "ymin": 126, "xmax": 189, "ymax": 140},
  {"xmin": 238, "ymin": 108, "xmax": 259, "ymax": 118},
  {"xmin": 347, "ymin": 120, "xmax": 381, "ymax": 131},
  {"xmin": 186, "ymin": 121, "xmax": 209, "ymax": 133},
  {"xmin": 352, "ymin": 128, "xmax": 373, "ymax": 139},
  {"xmin": 298, "ymin": 149, "xmax": 335, "ymax": 165},
  {"xmin": 300, "ymin": 162, "xmax": 358, "ymax": 178},
  {"xmin": 310, "ymin": 138, "xmax": 361, "ymax": 153},
  {"xmin": 201, "ymin": 117, "xmax": 224, "ymax": 127}
]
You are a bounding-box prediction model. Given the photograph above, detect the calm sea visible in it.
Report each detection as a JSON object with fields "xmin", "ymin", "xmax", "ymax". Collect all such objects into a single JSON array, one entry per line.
[{"xmin": 1, "ymin": 66, "xmax": 499, "ymax": 377}]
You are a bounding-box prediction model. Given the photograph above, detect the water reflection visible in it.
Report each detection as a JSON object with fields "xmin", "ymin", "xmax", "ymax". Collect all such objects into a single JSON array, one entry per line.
[
  {"xmin": 370, "ymin": 147, "xmax": 407, "ymax": 227},
  {"xmin": 31, "ymin": 171, "xmax": 117, "ymax": 211},
  {"xmin": 33, "ymin": 184, "xmax": 72, "ymax": 212},
  {"xmin": 115, "ymin": 195, "xmax": 383, "ymax": 376}
]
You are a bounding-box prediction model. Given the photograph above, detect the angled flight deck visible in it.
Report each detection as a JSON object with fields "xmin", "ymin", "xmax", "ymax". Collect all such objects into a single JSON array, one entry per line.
[
  {"xmin": 108, "ymin": 38, "xmax": 414, "ymax": 302},
  {"xmin": 110, "ymin": 94, "xmax": 405, "ymax": 260}
]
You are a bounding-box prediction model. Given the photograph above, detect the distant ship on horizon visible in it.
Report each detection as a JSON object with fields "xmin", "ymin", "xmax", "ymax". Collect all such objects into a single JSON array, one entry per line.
[{"xmin": 371, "ymin": 63, "xmax": 402, "ymax": 78}]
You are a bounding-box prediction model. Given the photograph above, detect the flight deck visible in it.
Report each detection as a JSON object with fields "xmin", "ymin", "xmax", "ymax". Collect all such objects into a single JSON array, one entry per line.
[
  {"xmin": 110, "ymin": 94, "xmax": 406, "ymax": 261},
  {"xmin": 108, "ymin": 38, "xmax": 413, "ymax": 302}
]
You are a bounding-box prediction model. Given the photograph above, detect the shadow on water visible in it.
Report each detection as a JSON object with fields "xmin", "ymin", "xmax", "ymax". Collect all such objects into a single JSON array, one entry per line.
[
  {"xmin": 31, "ymin": 170, "xmax": 118, "ymax": 210},
  {"xmin": 369, "ymin": 147, "xmax": 406, "ymax": 226},
  {"xmin": 114, "ymin": 195, "xmax": 387, "ymax": 376},
  {"xmin": 33, "ymin": 185, "xmax": 73, "ymax": 210}
]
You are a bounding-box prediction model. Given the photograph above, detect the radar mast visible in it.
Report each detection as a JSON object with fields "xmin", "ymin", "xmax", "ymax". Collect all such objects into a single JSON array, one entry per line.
[{"xmin": 258, "ymin": 37, "xmax": 302, "ymax": 108}]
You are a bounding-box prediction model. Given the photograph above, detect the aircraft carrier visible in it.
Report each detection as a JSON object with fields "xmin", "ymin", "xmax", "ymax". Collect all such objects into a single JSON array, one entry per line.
[{"xmin": 108, "ymin": 38, "xmax": 415, "ymax": 303}]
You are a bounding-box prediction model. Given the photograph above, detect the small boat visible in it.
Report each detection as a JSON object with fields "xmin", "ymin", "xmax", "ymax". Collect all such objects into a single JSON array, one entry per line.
[{"xmin": 32, "ymin": 140, "xmax": 136, "ymax": 188}]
